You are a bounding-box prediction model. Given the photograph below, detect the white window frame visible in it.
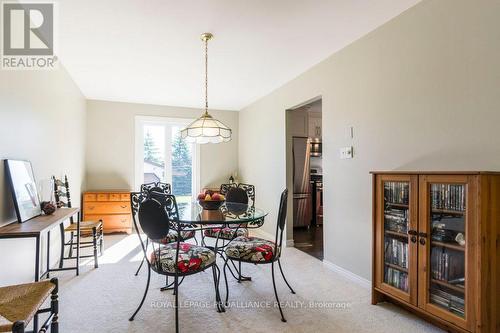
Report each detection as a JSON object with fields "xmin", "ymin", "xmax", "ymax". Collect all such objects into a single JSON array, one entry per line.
[{"xmin": 134, "ymin": 115, "xmax": 200, "ymax": 197}]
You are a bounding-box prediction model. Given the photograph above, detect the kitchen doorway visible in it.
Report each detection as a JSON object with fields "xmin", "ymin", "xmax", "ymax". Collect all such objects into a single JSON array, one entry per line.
[{"xmin": 286, "ymin": 98, "xmax": 323, "ymax": 260}]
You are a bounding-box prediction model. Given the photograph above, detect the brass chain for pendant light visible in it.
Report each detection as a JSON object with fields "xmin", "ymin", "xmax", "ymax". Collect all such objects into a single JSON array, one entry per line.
[{"xmin": 201, "ymin": 33, "xmax": 212, "ymax": 116}]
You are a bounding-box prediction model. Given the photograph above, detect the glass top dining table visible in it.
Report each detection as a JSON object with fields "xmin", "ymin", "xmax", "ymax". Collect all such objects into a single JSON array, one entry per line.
[{"xmin": 176, "ymin": 201, "xmax": 268, "ymax": 226}]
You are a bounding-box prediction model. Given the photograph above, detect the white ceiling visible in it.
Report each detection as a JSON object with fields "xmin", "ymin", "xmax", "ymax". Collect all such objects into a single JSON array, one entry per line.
[{"xmin": 58, "ymin": 0, "xmax": 421, "ymax": 110}]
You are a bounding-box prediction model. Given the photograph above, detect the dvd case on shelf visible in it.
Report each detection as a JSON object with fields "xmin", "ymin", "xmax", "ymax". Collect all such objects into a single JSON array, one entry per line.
[
  {"xmin": 430, "ymin": 288, "xmax": 465, "ymax": 318},
  {"xmin": 384, "ymin": 266, "xmax": 408, "ymax": 292},
  {"xmin": 384, "ymin": 182, "xmax": 409, "ymax": 205},
  {"xmin": 431, "ymin": 184, "xmax": 465, "ymax": 212},
  {"xmin": 384, "ymin": 238, "xmax": 408, "ymax": 269}
]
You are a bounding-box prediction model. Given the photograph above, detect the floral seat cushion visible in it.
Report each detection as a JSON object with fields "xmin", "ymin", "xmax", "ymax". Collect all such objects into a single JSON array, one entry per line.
[
  {"xmin": 153, "ymin": 229, "xmax": 196, "ymax": 245},
  {"xmin": 150, "ymin": 242, "xmax": 215, "ymax": 274},
  {"xmin": 204, "ymin": 227, "xmax": 248, "ymax": 240},
  {"xmin": 225, "ymin": 236, "xmax": 280, "ymax": 262}
]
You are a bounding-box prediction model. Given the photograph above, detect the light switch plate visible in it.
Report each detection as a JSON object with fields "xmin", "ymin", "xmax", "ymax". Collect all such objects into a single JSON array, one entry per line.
[
  {"xmin": 346, "ymin": 126, "xmax": 354, "ymax": 139},
  {"xmin": 340, "ymin": 146, "xmax": 353, "ymax": 159}
]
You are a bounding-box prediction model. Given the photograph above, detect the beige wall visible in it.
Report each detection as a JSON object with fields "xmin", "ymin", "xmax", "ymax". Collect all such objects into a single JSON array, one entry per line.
[
  {"xmin": 86, "ymin": 100, "xmax": 238, "ymax": 191},
  {"xmin": 0, "ymin": 67, "xmax": 86, "ymax": 285},
  {"xmin": 239, "ymin": 0, "xmax": 500, "ymax": 280}
]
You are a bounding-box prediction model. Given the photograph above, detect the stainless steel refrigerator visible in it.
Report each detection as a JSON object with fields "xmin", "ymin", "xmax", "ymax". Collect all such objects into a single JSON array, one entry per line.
[{"xmin": 292, "ymin": 137, "xmax": 312, "ymax": 227}]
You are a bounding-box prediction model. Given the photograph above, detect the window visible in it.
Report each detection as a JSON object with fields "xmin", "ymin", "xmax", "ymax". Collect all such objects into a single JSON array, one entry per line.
[{"xmin": 135, "ymin": 116, "xmax": 200, "ymax": 202}]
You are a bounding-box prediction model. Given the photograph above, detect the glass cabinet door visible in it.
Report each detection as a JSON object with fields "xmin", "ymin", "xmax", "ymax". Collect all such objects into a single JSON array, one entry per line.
[
  {"xmin": 418, "ymin": 175, "xmax": 475, "ymax": 330},
  {"xmin": 383, "ymin": 181, "xmax": 410, "ymax": 292},
  {"xmin": 375, "ymin": 175, "xmax": 418, "ymax": 305},
  {"xmin": 428, "ymin": 183, "xmax": 466, "ymax": 317}
]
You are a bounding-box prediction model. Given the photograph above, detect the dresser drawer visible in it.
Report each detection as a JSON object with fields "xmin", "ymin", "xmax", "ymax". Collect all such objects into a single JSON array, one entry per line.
[
  {"xmin": 120, "ymin": 193, "xmax": 130, "ymax": 201},
  {"xmin": 108, "ymin": 193, "xmax": 121, "ymax": 201},
  {"xmin": 96, "ymin": 193, "xmax": 109, "ymax": 201},
  {"xmin": 84, "ymin": 202, "xmax": 130, "ymax": 214},
  {"xmin": 86, "ymin": 214, "xmax": 131, "ymax": 230},
  {"xmin": 84, "ymin": 193, "xmax": 97, "ymax": 201}
]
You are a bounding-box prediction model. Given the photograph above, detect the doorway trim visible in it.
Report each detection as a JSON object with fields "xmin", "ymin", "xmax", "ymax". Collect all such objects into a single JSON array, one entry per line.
[{"xmin": 285, "ymin": 96, "xmax": 322, "ymax": 252}]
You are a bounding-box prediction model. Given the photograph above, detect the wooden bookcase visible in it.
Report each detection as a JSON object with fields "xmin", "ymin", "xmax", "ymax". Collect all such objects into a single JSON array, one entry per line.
[{"xmin": 371, "ymin": 172, "xmax": 500, "ymax": 333}]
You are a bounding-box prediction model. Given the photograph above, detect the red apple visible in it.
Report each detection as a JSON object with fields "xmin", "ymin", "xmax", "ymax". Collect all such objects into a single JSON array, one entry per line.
[
  {"xmin": 197, "ymin": 193, "xmax": 205, "ymax": 200},
  {"xmin": 212, "ymin": 193, "xmax": 221, "ymax": 201}
]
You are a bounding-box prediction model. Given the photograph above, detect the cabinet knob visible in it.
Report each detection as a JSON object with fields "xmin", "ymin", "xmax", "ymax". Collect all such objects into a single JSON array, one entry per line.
[{"xmin": 418, "ymin": 232, "xmax": 427, "ymax": 245}]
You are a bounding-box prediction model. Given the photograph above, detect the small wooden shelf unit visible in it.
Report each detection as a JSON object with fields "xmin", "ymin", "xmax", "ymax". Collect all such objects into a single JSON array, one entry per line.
[
  {"xmin": 83, "ymin": 190, "xmax": 132, "ymax": 234},
  {"xmin": 372, "ymin": 171, "xmax": 500, "ymax": 333}
]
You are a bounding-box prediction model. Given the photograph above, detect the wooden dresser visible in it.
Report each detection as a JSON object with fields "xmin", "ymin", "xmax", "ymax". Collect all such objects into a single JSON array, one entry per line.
[{"xmin": 83, "ymin": 191, "xmax": 132, "ymax": 234}]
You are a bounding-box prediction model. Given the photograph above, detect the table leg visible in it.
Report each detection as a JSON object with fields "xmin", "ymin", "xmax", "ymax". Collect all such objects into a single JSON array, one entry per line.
[
  {"xmin": 46, "ymin": 230, "xmax": 50, "ymax": 278},
  {"xmin": 229, "ymin": 259, "xmax": 252, "ymax": 282},
  {"xmin": 35, "ymin": 235, "xmax": 40, "ymax": 281},
  {"xmin": 34, "ymin": 235, "xmax": 40, "ymax": 332},
  {"xmin": 76, "ymin": 212, "xmax": 80, "ymax": 276}
]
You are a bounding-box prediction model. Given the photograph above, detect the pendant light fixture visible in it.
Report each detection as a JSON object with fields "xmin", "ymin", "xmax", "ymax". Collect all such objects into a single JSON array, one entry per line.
[{"xmin": 181, "ymin": 33, "xmax": 232, "ymax": 144}]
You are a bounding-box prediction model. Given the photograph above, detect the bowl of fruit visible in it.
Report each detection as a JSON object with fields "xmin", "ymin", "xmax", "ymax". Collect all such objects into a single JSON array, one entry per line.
[{"xmin": 197, "ymin": 190, "xmax": 226, "ymax": 210}]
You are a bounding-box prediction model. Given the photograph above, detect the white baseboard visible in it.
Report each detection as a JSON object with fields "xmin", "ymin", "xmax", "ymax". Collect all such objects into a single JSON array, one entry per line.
[
  {"xmin": 323, "ymin": 260, "xmax": 371, "ymax": 289},
  {"xmin": 286, "ymin": 239, "xmax": 294, "ymax": 247}
]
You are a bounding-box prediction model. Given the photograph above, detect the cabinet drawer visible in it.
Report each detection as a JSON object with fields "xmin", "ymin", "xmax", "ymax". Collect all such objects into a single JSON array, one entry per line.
[
  {"xmin": 83, "ymin": 193, "xmax": 97, "ymax": 202},
  {"xmin": 120, "ymin": 193, "xmax": 130, "ymax": 201},
  {"xmin": 109, "ymin": 193, "xmax": 121, "ymax": 201},
  {"xmin": 86, "ymin": 214, "xmax": 131, "ymax": 230},
  {"xmin": 84, "ymin": 202, "xmax": 131, "ymax": 214},
  {"xmin": 97, "ymin": 193, "xmax": 109, "ymax": 201}
]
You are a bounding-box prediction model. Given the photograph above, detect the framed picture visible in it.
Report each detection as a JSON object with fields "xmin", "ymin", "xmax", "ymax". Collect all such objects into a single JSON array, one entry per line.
[{"xmin": 4, "ymin": 159, "xmax": 42, "ymax": 222}]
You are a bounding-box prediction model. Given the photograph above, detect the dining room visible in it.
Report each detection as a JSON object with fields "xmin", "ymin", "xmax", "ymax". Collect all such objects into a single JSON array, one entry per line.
[{"xmin": 2, "ymin": 1, "xmax": 500, "ymax": 333}]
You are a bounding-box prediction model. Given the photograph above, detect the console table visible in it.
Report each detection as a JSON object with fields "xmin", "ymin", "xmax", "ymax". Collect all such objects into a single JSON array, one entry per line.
[{"xmin": 0, "ymin": 208, "xmax": 80, "ymax": 281}]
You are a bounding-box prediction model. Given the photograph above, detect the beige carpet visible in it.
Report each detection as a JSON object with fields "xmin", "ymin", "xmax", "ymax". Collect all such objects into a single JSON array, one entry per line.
[{"xmin": 51, "ymin": 234, "xmax": 443, "ymax": 333}]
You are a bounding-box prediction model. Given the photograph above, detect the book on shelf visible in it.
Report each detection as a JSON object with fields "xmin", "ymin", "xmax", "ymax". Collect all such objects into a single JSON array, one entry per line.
[
  {"xmin": 431, "ymin": 184, "xmax": 465, "ymax": 212},
  {"xmin": 384, "ymin": 266, "xmax": 408, "ymax": 292},
  {"xmin": 384, "ymin": 182, "xmax": 409, "ymax": 205},
  {"xmin": 384, "ymin": 238, "xmax": 408, "ymax": 269}
]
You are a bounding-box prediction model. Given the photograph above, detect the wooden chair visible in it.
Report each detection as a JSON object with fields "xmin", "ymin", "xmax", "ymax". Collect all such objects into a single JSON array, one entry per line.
[
  {"xmin": 128, "ymin": 191, "xmax": 223, "ymax": 332},
  {"xmin": 54, "ymin": 176, "xmax": 103, "ymax": 271},
  {"xmin": 202, "ymin": 183, "xmax": 255, "ymax": 242},
  {"xmin": 223, "ymin": 189, "xmax": 295, "ymax": 322},
  {"xmin": 0, "ymin": 278, "xmax": 58, "ymax": 333}
]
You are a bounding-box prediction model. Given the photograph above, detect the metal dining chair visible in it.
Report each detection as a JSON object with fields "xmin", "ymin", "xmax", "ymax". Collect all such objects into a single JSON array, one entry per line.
[
  {"xmin": 223, "ymin": 189, "xmax": 296, "ymax": 322},
  {"xmin": 134, "ymin": 182, "xmax": 197, "ymax": 277},
  {"xmin": 129, "ymin": 191, "xmax": 224, "ymax": 333},
  {"xmin": 202, "ymin": 183, "xmax": 255, "ymax": 242}
]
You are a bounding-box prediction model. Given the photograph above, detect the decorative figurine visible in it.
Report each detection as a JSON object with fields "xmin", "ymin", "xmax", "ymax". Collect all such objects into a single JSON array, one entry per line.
[
  {"xmin": 455, "ymin": 233, "xmax": 466, "ymax": 246},
  {"xmin": 41, "ymin": 201, "xmax": 56, "ymax": 215}
]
